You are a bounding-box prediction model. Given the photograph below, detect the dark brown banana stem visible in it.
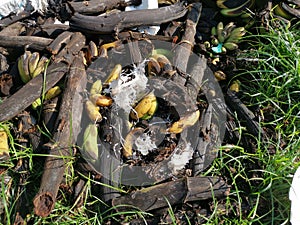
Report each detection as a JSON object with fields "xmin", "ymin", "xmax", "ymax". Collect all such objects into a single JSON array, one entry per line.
[
  {"xmin": 70, "ymin": 3, "xmax": 188, "ymax": 34},
  {"xmin": 33, "ymin": 53, "xmax": 87, "ymax": 217}
]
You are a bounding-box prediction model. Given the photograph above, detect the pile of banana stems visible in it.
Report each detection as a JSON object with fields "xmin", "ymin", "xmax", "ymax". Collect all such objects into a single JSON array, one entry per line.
[{"xmin": 0, "ymin": 0, "xmax": 271, "ymax": 222}]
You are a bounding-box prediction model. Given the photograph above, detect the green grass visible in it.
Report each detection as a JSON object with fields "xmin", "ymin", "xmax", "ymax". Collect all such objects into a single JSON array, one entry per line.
[{"xmin": 212, "ymin": 22, "xmax": 300, "ymax": 224}]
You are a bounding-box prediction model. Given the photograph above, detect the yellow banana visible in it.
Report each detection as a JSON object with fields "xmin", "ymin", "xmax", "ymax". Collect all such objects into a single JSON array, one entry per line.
[
  {"xmin": 230, "ymin": 80, "xmax": 241, "ymax": 92},
  {"xmin": 130, "ymin": 92, "xmax": 157, "ymax": 120},
  {"xmin": 85, "ymin": 100, "xmax": 102, "ymax": 122},
  {"xmin": 167, "ymin": 110, "xmax": 200, "ymax": 134},
  {"xmin": 90, "ymin": 94, "xmax": 113, "ymax": 107},
  {"xmin": 104, "ymin": 64, "xmax": 122, "ymax": 84},
  {"xmin": 90, "ymin": 80, "xmax": 102, "ymax": 96},
  {"xmin": 31, "ymin": 56, "xmax": 49, "ymax": 78},
  {"xmin": 28, "ymin": 52, "xmax": 40, "ymax": 77},
  {"xmin": 32, "ymin": 98, "xmax": 42, "ymax": 110},
  {"xmin": 45, "ymin": 86, "xmax": 62, "ymax": 100},
  {"xmin": 214, "ymin": 70, "xmax": 227, "ymax": 81},
  {"xmin": 123, "ymin": 127, "xmax": 145, "ymax": 158},
  {"xmin": 0, "ymin": 130, "xmax": 9, "ymax": 156},
  {"xmin": 83, "ymin": 123, "xmax": 98, "ymax": 164},
  {"xmin": 18, "ymin": 51, "xmax": 31, "ymax": 83}
]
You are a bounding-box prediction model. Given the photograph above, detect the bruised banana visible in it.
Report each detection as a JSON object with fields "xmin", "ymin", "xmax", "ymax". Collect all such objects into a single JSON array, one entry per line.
[
  {"xmin": 18, "ymin": 51, "xmax": 32, "ymax": 83},
  {"xmin": 85, "ymin": 100, "xmax": 102, "ymax": 122},
  {"xmin": 28, "ymin": 52, "xmax": 40, "ymax": 77},
  {"xmin": 151, "ymin": 53, "xmax": 175, "ymax": 77},
  {"xmin": 105, "ymin": 64, "xmax": 122, "ymax": 84},
  {"xmin": 31, "ymin": 56, "xmax": 49, "ymax": 78},
  {"xmin": 83, "ymin": 124, "xmax": 98, "ymax": 165},
  {"xmin": 167, "ymin": 110, "xmax": 200, "ymax": 134},
  {"xmin": 123, "ymin": 127, "xmax": 145, "ymax": 158},
  {"xmin": 90, "ymin": 94, "xmax": 113, "ymax": 107},
  {"xmin": 214, "ymin": 70, "xmax": 227, "ymax": 81},
  {"xmin": 130, "ymin": 92, "xmax": 157, "ymax": 120},
  {"xmin": 90, "ymin": 80, "xmax": 102, "ymax": 96}
]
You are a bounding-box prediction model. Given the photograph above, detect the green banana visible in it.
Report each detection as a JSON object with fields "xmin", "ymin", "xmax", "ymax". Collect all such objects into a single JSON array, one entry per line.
[
  {"xmin": 281, "ymin": 2, "xmax": 300, "ymax": 18},
  {"xmin": 220, "ymin": 0, "xmax": 254, "ymax": 17},
  {"xmin": 216, "ymin": 0, "xmax": 249, "ymax": 9},
  {"xmin": 225, "ymin": 27, "xmax": 246, "ymax": 43},
  {"xmin": 31, "ymin": 56, "xmax": 49, "ymax": 78},
  {"xmin": 90, "ymin": 80, "xmax": 102, "ymax": 96},
  {"xmin": 211, "ymin": 26, "xmax": 217, "ymax": 36},
  {"xmin": 223, "ymin": 42, "xmax": 239, "ymax": 51},
  {"xmin": 83, "ymin": 124, "xmax": 99, "ymax": 165},
  {"xmin": 18, "ymin": 51, "xmax": 32, "ymax": 83},
  {"xmin": 217, "ymin": 22, "xmax": 225, "ymax": 43},
  {"xmin": 28, "ymin": 52, "xmax": 40, "ymax": 77},
  {"xmin": 223, "ymin": 22, "xmax": 236, "ymax": 39},
  {"xmin": 45, "ymin": 86, "xmax": 62, "ymax": 100}
]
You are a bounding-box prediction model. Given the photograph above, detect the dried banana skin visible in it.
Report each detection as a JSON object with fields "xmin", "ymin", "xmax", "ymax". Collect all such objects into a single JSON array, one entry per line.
[{"xmin": 70, "ymin": 3, "xmax": 188, "ymax": 34}]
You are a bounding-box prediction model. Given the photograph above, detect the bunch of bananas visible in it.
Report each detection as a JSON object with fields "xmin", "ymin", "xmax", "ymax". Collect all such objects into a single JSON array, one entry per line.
[
  {"xmin": 17, "ymin": 51, "xmax": 62, "ymax": 109},
  {"xmin": 273, "ymin": 0, "xmax": 300, "ymax": 20},
  {"xmin": 206, "ymin": 22, "xmax": 246, "ymax": 54},
  {"xmin": 130, "ymin": 92, "xmax": 157, "ymax": 120},
  {"xmin": 147, "ymin": 52, "xmax": 176, "ymax": 77},
  {"xmin": 18, "ymin": 51, "xmax": 49, "ymax": 83},
  {"xmin": 216, "ymin": 0, "xmax": 255, "ymax": 17},
  {"xmin": 85, "ymin": 65, "xmax": 118, "ymax": 122}
]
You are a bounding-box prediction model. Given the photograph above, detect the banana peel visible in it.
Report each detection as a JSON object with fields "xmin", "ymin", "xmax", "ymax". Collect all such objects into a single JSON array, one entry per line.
[{"xmin": 167, "ymin": 110, "xmax": 200, "ymax": 134}]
